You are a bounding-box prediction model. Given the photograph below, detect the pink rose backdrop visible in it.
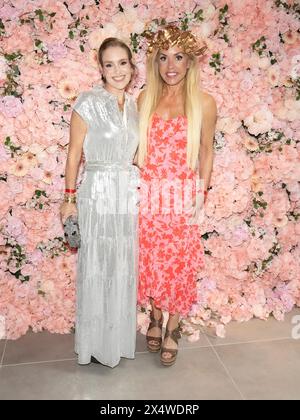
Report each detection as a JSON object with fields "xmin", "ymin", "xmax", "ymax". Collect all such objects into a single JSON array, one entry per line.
[{"xmin": 0, "ymin": 0, "xmax": 299, "ymax": 340}]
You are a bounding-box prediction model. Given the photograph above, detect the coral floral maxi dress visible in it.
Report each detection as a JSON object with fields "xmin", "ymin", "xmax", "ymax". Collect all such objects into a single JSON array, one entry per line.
[{"xmin": 138, "ymin": 113, "xmax": 205, "ymax": 317}]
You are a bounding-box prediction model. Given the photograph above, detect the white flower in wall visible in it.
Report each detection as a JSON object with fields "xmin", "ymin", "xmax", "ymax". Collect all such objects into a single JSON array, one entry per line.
[
  {"xmin": 22, "ymin": 152, "xmax": 38, "ymax": 168},
  {"xmin": 187, "ymin": 329, "xmax": 200, "ymax": 343},
  {"xmin": 214, "ymin": 132, "xmax": 226, "ymax": 150},
  {"xmin": 290, "ymin": 55, "xmax": 300, "ymax": 81},
  {"xmin": 244, "ymin": 136, "xmax": 259, "ymax": 152},
  {"xmin": 244, "ymin": 107, "xmax": 273, "ymax": 136},
  {"xmin": 111, "ymin": 8, "xmax": 144, "ymax": 38},
  {"xmin": 217, "ymin": 117, "xmax": 241, "ymax": 135},
  {"xmin": 57, "ymin": 79, "xmax": 79, "ymax": 100},
  {"xmin": 137, "ymin": 311, "xmax": 150, "ymax": 335},
  {"xmin": 0, "ymin": 56, "xmax": 8, "ymax": 80},
  {"xmin": 257, "ymin": 56, "xmax": 271, "ymax": 70},
  {"xmin": 282, "ymin": 30, "xmax": 299, "ymax": 45},
  {"xmin": 42, "ymin": 170, "xmax": 54, "ymax": 185},
  {"xmin": 252, "ymin": 303, "xmax": 266, "ymax": 319},
  {"xmin": 88, "ymin": 24, "xmax": 119, "ymax": 50},
  {"xmin": 88, "ymin": 29, "xmax": 107, "ymax": 50},
  {"xmin": 0, "ymin": 315, "xmax": 5, "ymax": 340},
  {"xmin": 9, "ymin": 158, "xmax": 29, "ymax": 177},
  {"xmin": 284, "ymin": 98, "xmax": 300, "ymax": 122},
  {"xmin": 198, "ymin": 21, "xmax": 216, "ymax": 38},
  {"xmin": 29, "ymin": 143, "xmax": 44, "ymax": 157},
  {"xmin": 203, "ymin": 3, "xmax": 216, "ymax": 20}
]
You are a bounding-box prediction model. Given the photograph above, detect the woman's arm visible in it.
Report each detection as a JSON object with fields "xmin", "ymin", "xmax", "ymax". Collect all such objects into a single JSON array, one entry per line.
[
  {"xmin": 64, "ymin": 111, "xmax": 87, "ymax": 189},
  {"xmin": 60, "ymin": 111, "xmax": 87, "ymax": 223},
  {"xmin": 133, "ymin": 90, "xmax": 145, "ymax": 166},
  {"xmin": 137, "ymin": 90, "xmax": 145, "ymax": 112},
  {"xmin": 199, "ymin": 93, "xmax": 217, "ymax": 192}
]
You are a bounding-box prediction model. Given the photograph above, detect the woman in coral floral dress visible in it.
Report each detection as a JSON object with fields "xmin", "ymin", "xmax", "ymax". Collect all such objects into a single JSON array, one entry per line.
[{"xmin": 137, "ymin": 25, "xmax": 217, "ymax": 366}]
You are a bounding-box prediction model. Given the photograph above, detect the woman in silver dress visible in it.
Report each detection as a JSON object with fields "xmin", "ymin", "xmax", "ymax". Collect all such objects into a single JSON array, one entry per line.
[{"xmin": 60, "ymin": 38, "xmax": 139, "ymax": 368}]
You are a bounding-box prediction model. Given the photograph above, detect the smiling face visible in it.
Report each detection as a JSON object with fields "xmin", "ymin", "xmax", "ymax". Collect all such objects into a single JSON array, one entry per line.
[
  {"xmin": 157, "ymin": 45, "xmax": 191, "ymax": 87},
  {"xmin": 101, "ymin": 45, "xmax": 133, "ymax": 93}
]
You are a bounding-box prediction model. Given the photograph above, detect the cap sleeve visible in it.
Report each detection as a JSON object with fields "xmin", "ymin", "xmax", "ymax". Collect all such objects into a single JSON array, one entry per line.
[{"xmin": 73, "ymin": 92, "xmax": 90, "ymax": 125}]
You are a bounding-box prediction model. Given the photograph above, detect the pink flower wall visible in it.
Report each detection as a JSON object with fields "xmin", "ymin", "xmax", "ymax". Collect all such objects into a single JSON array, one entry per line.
[{"xmin": 0, "ymin": 0, "xmax": 299, "ymax": 340}]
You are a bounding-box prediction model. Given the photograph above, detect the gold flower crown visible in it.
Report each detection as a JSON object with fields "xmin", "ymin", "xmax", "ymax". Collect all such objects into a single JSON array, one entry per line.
[{"xmin": 144, "ymin": 24, "xmax": 207, "ymax": 56}]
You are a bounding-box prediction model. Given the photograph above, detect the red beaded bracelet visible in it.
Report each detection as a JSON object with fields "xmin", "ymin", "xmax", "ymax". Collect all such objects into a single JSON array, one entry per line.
[{"xmin": 65, "ymin": 188, "xmax": 76, "ymax": 193}]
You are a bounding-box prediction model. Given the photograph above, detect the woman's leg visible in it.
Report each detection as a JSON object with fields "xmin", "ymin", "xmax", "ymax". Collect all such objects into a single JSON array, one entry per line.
[
  {"xmin": 146, "ymin": 298, "xmax": 163, "ymax": 348},
  {"xmin": 161, "ymin": 312, "xmax": 180, "ymax": 361}
]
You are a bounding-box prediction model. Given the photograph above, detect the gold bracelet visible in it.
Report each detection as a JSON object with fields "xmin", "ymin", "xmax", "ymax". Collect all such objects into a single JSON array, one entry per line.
[{"xmin": 64, "ymin": 195, "xmax": 76, "ymax": 203}]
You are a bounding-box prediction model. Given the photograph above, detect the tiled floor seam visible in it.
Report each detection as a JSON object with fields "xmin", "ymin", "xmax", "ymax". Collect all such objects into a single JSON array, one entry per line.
[
  {"xmin": 207, "ymin": 335, "xmax": 246, "ymax": 400},
  {"xmin": 207, "ymin": 336, "xmax": 294, "ymax": 347},
  {"xmin": 0, "ymin": 340, "xmax": 7, "ymax": 366},
  {"xmin": 0, "ymin": 336, "xmax": 297, "ymax": 368}
]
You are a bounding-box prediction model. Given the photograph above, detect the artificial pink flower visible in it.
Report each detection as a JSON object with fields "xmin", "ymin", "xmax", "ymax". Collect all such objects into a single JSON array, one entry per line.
[
  {"xmin": 282, "ymin": 30, "xmax": 299, "ymax": 45},
  {"xmin": 244, "ymin": 107, "xmax": 273, "ymax": 136},
  {"xmin": 9, "ymin": 159, "xmax": 29, "ymax": 177},
  {"xmin": 187, "ymin": 329, "xmax": 201, "ymax": 343},
  {"xmin": 57, "ymin": 79, "xmax": 78, "ymax": 100},
  {"xmin": 0, "ymin": 96, "xmax": 23, "ymax": 118}
]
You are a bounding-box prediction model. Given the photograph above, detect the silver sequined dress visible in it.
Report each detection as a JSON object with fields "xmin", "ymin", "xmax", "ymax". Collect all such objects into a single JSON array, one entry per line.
[{"xmin": 73, "ymin": 85, "xmax": 139, "ymax": 368}]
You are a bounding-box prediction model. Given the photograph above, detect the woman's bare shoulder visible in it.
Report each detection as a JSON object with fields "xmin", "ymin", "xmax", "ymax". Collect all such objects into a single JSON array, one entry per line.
[
  {"xmin": 137, "ymin": 89, "xmax": 146, "ymax": 110},
  {"xmin": 200, "ymin": 91, "xmax": 217, "ymax": 110}
]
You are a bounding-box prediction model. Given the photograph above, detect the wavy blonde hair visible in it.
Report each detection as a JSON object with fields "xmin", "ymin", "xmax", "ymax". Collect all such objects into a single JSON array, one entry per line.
[{"xmin": 137, "ymin": 49, "xmax": 203, "ymax": 171}]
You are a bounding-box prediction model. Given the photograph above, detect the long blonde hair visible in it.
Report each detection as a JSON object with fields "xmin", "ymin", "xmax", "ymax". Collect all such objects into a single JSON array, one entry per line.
[{"xmin": 137, "ymin": 49, "xmax": 203, "ymax": 171}]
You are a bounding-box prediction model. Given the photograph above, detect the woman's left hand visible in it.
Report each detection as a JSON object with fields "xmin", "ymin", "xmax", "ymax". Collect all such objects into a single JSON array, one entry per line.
[{"xmin": 186, "ymin": 195, "xmax": 206, "ymax": 225}]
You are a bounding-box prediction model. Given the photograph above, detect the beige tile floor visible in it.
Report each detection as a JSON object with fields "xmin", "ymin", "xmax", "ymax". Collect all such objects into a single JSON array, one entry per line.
[{"xmin": 1, "ymin": 307, "xmax": 300, "ymax": 400}]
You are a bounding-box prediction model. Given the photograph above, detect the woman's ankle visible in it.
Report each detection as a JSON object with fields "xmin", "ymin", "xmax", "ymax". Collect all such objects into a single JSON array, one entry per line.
[
  {"xmin": 151, "ymin": 304, "xmax": 162, "ymax": 321},
  {"xmin": 166, "ymin": 314, "xmax": 179, "ymax": 332}
]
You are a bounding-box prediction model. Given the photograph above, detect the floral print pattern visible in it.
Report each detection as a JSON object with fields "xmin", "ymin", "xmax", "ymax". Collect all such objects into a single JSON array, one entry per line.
[{"xmin": 138, "ymin": 114, "xmax": 205, "ymax": 317}]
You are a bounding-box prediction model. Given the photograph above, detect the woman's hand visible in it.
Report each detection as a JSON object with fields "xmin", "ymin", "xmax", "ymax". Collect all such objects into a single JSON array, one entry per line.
[
  {"xmin": 186, "ymin": 195, "xmax": 206, "ymax": 226},
  {"xmin": 60, "ymin": 202, "xmax": 77, "ymax": 224}
]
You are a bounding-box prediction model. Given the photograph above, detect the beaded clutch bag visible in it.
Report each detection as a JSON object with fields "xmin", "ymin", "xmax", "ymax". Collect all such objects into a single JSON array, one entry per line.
[{"xmin": 63, "ymin": 215, "xmax": 81, "ymax": 249}]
